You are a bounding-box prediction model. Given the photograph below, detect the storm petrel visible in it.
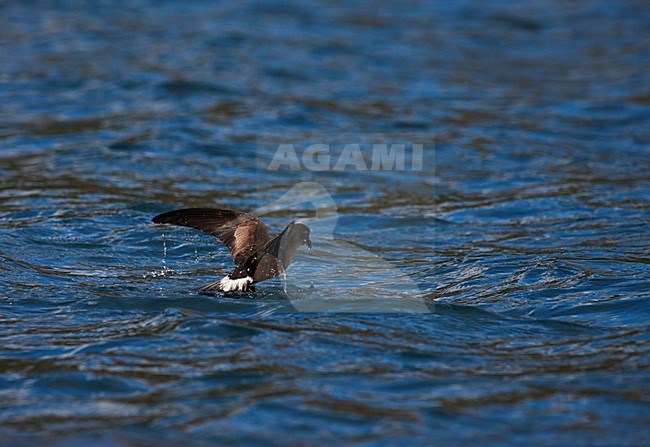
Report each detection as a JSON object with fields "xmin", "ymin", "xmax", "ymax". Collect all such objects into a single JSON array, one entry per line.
[{"xmin": 152, "ymin": 208, "xmax": 312, "ymax": 292}]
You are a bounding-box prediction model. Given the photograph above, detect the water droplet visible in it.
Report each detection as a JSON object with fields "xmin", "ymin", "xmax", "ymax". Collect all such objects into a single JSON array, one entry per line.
[
  {"xmin": 161, "ymin": 234, "xmax": 169, "ymax": 274},
  {"xmin": 281, "ymin": 271, "xmax": 288, "ymax": 293}
]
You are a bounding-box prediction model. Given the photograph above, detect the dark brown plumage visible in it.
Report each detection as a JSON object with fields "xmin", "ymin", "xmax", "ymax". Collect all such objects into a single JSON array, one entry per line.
[{"xmin": 152, "ymin": 208, "xmax": 311, "ymax": 292}]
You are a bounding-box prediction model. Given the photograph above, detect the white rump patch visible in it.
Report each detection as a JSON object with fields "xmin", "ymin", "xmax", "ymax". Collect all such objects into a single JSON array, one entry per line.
[{"xmin": 219, "ymin": 275, "xmax": 253, "ymax": 292}]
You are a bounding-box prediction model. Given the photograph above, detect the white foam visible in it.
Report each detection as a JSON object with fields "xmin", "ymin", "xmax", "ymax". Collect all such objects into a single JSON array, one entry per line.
[{"xmin": 219, "ymin": 275, "xmax": 253, "ymax": 292}]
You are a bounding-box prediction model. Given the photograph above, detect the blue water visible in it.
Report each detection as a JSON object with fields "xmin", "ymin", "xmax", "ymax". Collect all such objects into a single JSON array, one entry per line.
[{"xmin": 1, "ymin": 1, "xmax": 649, "ymax": 445}]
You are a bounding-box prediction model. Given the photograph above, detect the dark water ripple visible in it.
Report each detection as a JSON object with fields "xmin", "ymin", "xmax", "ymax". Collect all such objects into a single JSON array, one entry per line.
[{"xmin": 1, "ymin": 0, "xmax": 649, "ymax": 445}]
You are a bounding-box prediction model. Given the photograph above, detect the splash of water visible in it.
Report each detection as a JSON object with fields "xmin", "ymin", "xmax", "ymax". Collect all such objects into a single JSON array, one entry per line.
[{"xmin": 162, "ymin": 234, "xmax": 168, "ymax": 272}]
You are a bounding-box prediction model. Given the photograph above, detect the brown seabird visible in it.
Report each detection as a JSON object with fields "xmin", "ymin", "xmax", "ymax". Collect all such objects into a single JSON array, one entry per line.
[{"xmin": 152, "ymin": 208, "xmax": 312, "ymax": 292}]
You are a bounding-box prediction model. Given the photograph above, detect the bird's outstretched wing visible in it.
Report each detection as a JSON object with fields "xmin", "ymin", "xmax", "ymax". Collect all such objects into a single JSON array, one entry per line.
[{"xmin": 152, "ymin": 208, "xmax": 271, "ymax": 266}]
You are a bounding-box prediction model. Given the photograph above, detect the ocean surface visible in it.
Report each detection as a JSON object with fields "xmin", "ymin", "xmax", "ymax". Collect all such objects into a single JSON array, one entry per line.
[{"xmin": 1, "ymin": 1, "xmax": 649, "ymax": 445}]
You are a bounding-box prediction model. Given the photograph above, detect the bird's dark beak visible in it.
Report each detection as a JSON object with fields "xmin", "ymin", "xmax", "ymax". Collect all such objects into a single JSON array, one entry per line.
[{"xmin": 305, "ymin": 237, "xmax": 312, "ymax": 249}]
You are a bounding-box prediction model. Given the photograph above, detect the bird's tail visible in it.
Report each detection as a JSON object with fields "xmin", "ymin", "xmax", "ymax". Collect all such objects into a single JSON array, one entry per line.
[{"xmin": 198, "ymin": 275, "xmax": 253, "ymax": 293}]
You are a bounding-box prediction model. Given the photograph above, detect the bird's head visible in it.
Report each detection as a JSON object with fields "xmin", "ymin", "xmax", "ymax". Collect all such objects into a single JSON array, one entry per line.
[
  {"xmin": 272, "ymin": 222, "xmax": 313, "ymax": 269},
  {"xmin": 293, "ymin": 222, "xmax": 312, "ymax": 249}
]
